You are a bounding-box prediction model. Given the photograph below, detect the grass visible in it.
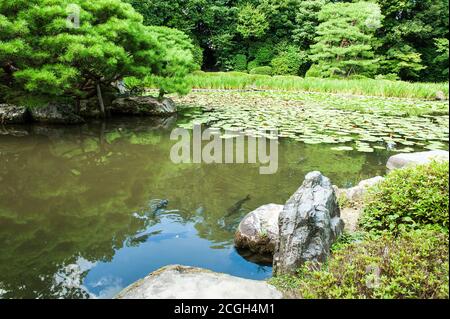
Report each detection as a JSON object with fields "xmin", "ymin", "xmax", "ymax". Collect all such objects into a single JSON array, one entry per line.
[{"xmin": 183, "ymin": 71, "xmax": 449, "ymax": 100}]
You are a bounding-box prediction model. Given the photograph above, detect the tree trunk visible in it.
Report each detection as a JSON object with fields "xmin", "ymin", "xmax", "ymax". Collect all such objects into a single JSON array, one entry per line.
[{"xmin": 96, "ymin": 83, "xmax": 106, "ymax": 118}]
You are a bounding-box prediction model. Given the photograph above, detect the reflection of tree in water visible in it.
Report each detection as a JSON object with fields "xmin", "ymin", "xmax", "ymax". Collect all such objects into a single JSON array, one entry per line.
[{"xmin": 0, "ymin": 118, "xmax": 390, "ymax": 298}]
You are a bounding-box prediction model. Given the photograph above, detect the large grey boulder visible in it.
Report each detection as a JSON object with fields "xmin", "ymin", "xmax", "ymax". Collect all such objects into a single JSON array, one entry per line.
[
  {"xmin": 0, "ymin": 104, "xmax": 30, "ymax": 124},
  {"xmin": 386, "ymin": 150, "xmax": 449, "ymax": 170},
  {"xmin": 111, "ymin": 96, "xmax": 176, "ymax": 117},
  {"xmin": 235, "ymin": 204, "xmax": 283, "ymax": 255},
  {"xmin": 30, "ymin": 103, "xmax": 85, "ymax": 124},
  {"xmin": 273, "ymin": 171, "xmax": 344, "ymax": 275},
  {"xmin": 115, "ymin": 265, "xmax": 282, "ymax": 299}
]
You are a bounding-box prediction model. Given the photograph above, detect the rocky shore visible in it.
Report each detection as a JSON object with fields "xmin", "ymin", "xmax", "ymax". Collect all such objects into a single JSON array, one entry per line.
[{"xmin": 0, "ymin": 96, "xmax": 177, "ymax": 125}]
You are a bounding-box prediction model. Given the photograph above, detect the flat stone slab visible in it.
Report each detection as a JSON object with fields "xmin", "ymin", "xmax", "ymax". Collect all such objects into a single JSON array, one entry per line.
[
  {"xmin": 387, "ymin": 150, "xmax": 449, "ymax": 170},
  {"xmin": 115, "ymin": 265, "xmax": 283, "ymax": 299}
]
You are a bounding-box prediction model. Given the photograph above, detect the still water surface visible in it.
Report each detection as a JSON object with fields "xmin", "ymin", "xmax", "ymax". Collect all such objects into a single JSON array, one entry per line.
[{"xmin": 0, "ymin": 116, "xmax": 393, "ymax": 298}]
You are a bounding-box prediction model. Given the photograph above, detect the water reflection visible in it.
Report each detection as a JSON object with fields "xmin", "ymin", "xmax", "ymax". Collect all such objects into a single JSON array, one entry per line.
[{"xmin": 0, "ymin": 117, "xmax": 391, "ymax": 298}]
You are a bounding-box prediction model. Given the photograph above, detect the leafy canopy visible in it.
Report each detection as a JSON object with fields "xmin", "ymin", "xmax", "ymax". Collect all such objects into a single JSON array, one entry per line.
[{"xmin": 0, "ymin": 0, "xmax": 195, "ymax": 105}]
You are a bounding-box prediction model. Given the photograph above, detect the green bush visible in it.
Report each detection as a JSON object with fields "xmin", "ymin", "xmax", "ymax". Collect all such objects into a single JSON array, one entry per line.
[
  {"xmin": 249, "ymin": 66, "xmax": 273, "ymax": 75},
  {"xmin": 271, "ymin": 46, "xmax": 306, "ymax": 76},
  {"xmin": 255, "ymin": 46, "xmax": 275, "ymax": 65},
  {"xmin": 360, "ymin": 161, "xmax": 449, "ymax": 234},
  {"xmin": 271, "ymin": 228, "xmax": 449, "ymax": 299},
  {"xmin": 305, "ymin": 64, "xmax": 322, "ymax": 78},
  {"xmin": 233, "ymin": 54, "xmax": 248, "ymax": 72},
  {"xmin": 247, "ymin": 60, "xmax": 259, "ymax": 72}
]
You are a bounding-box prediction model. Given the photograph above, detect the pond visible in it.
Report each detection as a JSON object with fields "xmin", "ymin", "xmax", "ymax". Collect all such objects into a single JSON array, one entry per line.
[{"xmin": 0, "ymin": 115, "xmax": 407, "ymax": 298}]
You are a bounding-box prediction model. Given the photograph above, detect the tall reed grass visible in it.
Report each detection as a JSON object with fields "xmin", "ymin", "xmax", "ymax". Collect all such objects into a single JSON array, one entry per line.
[{"xmin": 182, "ymin": 71, "xmax": 449, "ymax": 100}]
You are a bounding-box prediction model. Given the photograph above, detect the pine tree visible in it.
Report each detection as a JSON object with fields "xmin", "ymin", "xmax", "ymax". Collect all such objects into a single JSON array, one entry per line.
[
  {"xmin": 0, "ymin": 0, "xmax": 195, "ymax": 109},
  {"xmin": 309, "ymin": 1, "xmax": 383, "ymax": 78}
]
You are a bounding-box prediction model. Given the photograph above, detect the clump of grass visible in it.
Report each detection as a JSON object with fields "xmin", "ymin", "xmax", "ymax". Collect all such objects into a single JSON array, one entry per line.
[{"xmin": 180, "ymin": 72, "xmax": 449, "ymax": 100}]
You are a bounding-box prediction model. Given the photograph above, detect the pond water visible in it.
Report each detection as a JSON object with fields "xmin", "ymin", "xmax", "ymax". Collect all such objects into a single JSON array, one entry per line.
[{"xmin": 0, "ymin": 116, "xmax": 401, "ymax": 298}]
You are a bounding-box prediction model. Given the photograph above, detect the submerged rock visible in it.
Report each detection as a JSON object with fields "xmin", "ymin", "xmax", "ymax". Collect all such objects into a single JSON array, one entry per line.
[
  {"xmin": 386, "ymin": 150, "xmax": 449, "ymax": 170},
  {"xmin": 115, "ymin": 265, "xmax": 282, "ymax": 299},
  {"xmin": 0, "ymin": 104, "xmax": 30, "ymax": 124},
  {"xmin": 273, "ymin": 171, "xmax": 344, "ymax": 275},
  {"xmin": 30, "ymin": 103, "xmax": 85, "ymax": 124},
  {"xmin": 235, "ymin": 204, "xmax": 283, "ymax": 255},
  {"xmin": 111, "ymin": 96, "xmax": 177, "ymax": 117}
]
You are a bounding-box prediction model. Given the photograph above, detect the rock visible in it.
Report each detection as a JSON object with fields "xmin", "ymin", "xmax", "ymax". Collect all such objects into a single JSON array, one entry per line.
[
  {"xmin": 273, "ymin": 171, "xmax": 344, "ymax": 275},
  {"xmin": 0, "ymin": 104, "xmax": 30, "ymax": 124},
  {"xmin": 335, "ymin": 176, "xmax": 385, "ymax": 204},
  {"xmin": 235, "ymin": 204, "xmax": 284, "ymax": 255},
  {"xmin": 79, "ymin": 89, "xmax": 117, "ymax": 118},
  {"xmin": 435, "ymin": 90, "xmax": 446, "ymax": 101},
  {"xmin": 386, "ymin": 150, "xmax": 449, "ymax": 170},
  {"xmin": 78, "ymin": 97, "xmax": 104, "ymax": 118},
  {"xmin": 30, "ymin": 103, "xmax": 85, "ymax": 124},
  {"xmin": 334, "ymin": 176, "xmax": 384, "ymax": 232},
  {"xmin": 111, "ymin": 96, "xmax": 177, "ymax": 117},
  {"xmin": 115, "ymin": 265, "xmax": 282, "ymax": 299}
]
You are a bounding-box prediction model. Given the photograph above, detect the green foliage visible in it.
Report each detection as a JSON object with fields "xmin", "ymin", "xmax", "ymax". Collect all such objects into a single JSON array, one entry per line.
[
  {"xmin": 0, "ymin": 0, "xmax": 195, "ymax": 106},
  {"xmin": 247, "ymin": 60, "xmax": 259, "ymax": 72},
  {"xmin": 254, "ymin": 44, "xmax": 275, "ymax": 65},
  {"xmin": 304, "ymin": 65, "xmax": 322, "ymax": 78},
  {"xmin": 236, "ymin": 4, "xmax": 268, "ymax": 39},
  {"xmin": 293, "ymin": 0, "xmax": 328, "ymax": 49},
  {"xmin": 434, "ymin": 38, "xmax": 449, "ymax": 78},
  {"xmin": 360, "ymin": 162, "xmax": 449, "ymax": 234},
  {"xmin": 271, "ymin": 46, "xmax": 306, "ymax": 76},
  {"xmin": 249, "ymin": 66, "xmax": 273, "ymax": 75},
  {"xmin": 380, "ymin": 45, "xmax": 425, "ymax": 80},
  {"xmin": 271, "ymin": 228, "xmax": 449, "ymax": 299},
  {"xmin": 310, "ymin": 1, "xmax": 383, "ymax": 78},
  {"xmin": 376, "ymin": 0, "xmax": 449, "ymax": 81},
  {"xmin": 233, "ymin": 54, "xmax": 248, "ymax": 72},
  {"xmin": 191, "ymin": 42, "xmax": 204, "ymax": 71},
  {"xmin": 126, "ymin": 0, "xmax": 448, "ymax": 82}
]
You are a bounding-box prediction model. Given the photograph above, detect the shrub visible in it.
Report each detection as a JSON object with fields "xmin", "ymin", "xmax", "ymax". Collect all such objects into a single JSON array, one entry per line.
[
  {"xmin": 247, "ymin": 60, "xmax": 259, "ymax": 72},
  {"xmin": 271, "ymin": 46, "xmax": 306, "ymax": 75},
  {"xmin": 360, "ymin": 161, "xmax": 449, "ymax": 234},
  {"xmin": 233, "ymin": 54, "xmax": 248, "ymax": 72},
  {"xmin": 305, "ymin": 64, "xmax": 322, "ymax": 78},
  {"xmin": 255, "ymin": 46, "xmax": 275, "ymax": 65},
  {"xmin": 249, "ymin": 66, "xmax": 273, "ymax": 75},
  {"xmin": 270, "ymin": 228, "xmax": 449, "ymax": 299}
]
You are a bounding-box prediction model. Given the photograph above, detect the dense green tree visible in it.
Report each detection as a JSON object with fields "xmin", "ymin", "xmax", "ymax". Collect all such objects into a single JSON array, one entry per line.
[
  {"xmin": 376, "ymin": 0, "xmax": 449, "ymax": 81},
  {"xmin": 310, "ymin": 1, "xmax": 383, "ymax": 78},
  {"xmin": 293, "ymin": 0, "xmax": 328, "ymax": 50},
  {"xmin": 434, "ymin": 38, "xmax": 449, "ymax": 79},
  {"xmin": 236, "ymin": 4, "xmax": 269, "ymax": 39},
  {"xmin": 0, "ymin": 0, "xmax": 195, "ymax": 110}
]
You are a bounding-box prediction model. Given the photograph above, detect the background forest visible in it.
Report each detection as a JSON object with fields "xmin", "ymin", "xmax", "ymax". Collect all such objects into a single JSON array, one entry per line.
[{"xmin": 127, "ymin": 0, "xmax": 449, "ymax": 82}]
